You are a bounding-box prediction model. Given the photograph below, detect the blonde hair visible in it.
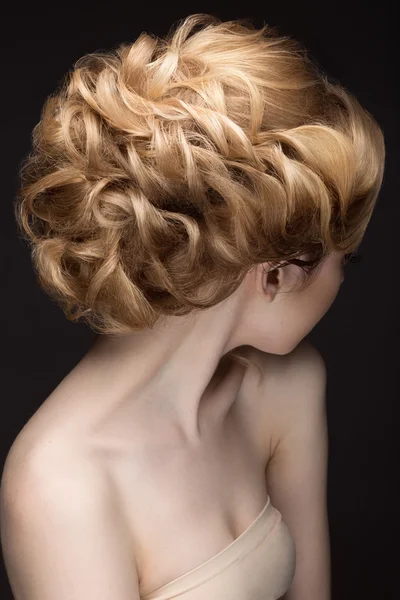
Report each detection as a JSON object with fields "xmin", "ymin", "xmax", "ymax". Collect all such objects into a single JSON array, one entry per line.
[{"xmin": 15, "ymin": 14, "xmax": 385, "ymax": 369}]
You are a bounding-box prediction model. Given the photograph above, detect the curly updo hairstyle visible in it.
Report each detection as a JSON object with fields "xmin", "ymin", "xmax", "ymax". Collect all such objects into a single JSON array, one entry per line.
[{"xmin": 15, "ymin": 14, "xmax": 385, "ymax": 365}]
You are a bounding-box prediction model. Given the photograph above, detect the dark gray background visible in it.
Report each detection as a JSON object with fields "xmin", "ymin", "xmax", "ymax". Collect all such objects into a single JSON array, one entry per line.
[{"xmin": 1, "ymin": 1, "xmax": 398, "ymax": 598}]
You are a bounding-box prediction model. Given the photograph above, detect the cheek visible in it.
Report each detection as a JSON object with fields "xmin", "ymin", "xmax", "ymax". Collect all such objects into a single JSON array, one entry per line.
[
  {"xmin": 311, "ymin": 267, "xmax": 342, "ymax": 318},
  {"xmin": 265, "ymin": 261, "xmax": 342, "ymax": 355},
  {"xmin": 290, "ymin": 268, "xmax": 341, "ymax": 338}
]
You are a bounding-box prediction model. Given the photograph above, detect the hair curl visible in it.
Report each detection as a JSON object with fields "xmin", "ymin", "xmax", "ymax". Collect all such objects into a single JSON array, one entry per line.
[{"xmin": 15, "ymin": 14, "xmax": 385, "ymax": 368}]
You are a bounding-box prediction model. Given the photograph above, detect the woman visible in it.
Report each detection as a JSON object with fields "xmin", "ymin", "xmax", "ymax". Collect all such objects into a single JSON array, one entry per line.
[{"xmin": 0, "ymin": 14, "xmax": 385, "ymax": 600}]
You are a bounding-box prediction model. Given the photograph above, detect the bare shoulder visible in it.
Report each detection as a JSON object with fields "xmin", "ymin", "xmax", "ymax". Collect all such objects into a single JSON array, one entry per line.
[
  {"xmin": 283, "ymin": 338, "xmax": 326, "ymax": 378},
  {"xmin": 0, "ymin": 434, "xmax": 108, "ymax": 544},
  {"xmin": 251, "ymin": 339, "xmax": 326, "ymax": 380},
  {"xmin": 259, "ymin": 342, "xmax": 331, "ymax": 599},
  {"xmin": 248, "ymin": 340, "xmax": 327, "ymax": 456},
  {"xmin": 0, "ymin": 437, "xmax": 141, "ymax": 599},
  {"xmin": 1, "ymin": 413, "xmax": 116, "ymax": 526}
]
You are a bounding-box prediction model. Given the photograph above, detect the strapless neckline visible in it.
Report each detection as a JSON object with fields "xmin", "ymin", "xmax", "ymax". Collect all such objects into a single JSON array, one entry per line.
[{"xmin": 140, "ymin": 494, "xmax": 284, "ymax": 600}]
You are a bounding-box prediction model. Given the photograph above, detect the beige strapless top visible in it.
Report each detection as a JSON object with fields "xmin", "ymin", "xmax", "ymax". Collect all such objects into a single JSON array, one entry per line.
[{"xmin": 139, "ymin": 495, "xmax": 296, "ymax": 600}]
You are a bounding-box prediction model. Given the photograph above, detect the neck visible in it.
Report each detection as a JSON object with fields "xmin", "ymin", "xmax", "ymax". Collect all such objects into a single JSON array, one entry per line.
[{"xmin": 85, "ymin": 294, "xmax": 249, "ymax": 445}]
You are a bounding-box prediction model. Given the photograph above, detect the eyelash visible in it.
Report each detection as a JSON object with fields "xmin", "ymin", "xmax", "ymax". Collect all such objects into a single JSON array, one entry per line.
[{"xmin": 342, "ymin": 251, "xmax": 363, "ymax": 266}]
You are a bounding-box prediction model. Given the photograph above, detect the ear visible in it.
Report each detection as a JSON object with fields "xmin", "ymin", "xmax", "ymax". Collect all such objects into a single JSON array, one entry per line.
[{"xmin": 260, "ymin": 262, "xmax": 281, "ymax": 301}]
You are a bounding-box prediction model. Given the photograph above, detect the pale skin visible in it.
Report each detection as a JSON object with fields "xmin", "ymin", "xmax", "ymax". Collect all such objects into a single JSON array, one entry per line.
[{"xmin": 0, "ymin": 251, "xmax": 345, "ymax": 600}]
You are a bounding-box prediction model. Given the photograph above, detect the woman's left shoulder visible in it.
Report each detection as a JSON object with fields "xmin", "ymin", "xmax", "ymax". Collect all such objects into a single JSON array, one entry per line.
[
  {"xmin": 284, "ymin": 340, "xmax": 327, "ymax": 377},
  {"xmin": 253, "ymin": 339, "xmax": 326, "ymax": 382},
  {"xmin": 244, "ymin": 341, "xmax": 327, "ymax": 459}
]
